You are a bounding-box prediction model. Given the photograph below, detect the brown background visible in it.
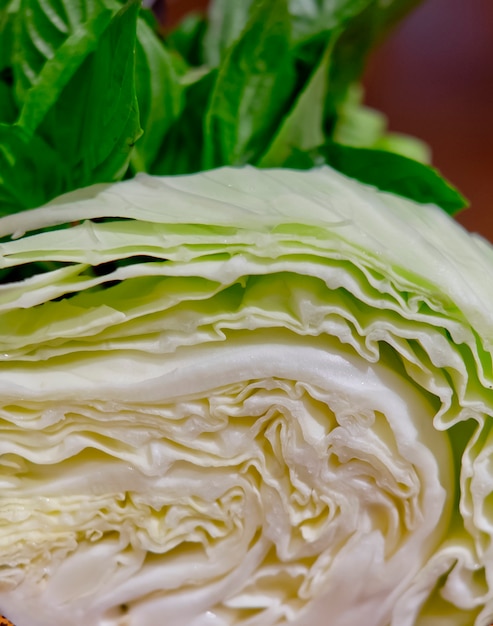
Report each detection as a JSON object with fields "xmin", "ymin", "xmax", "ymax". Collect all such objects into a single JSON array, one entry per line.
[{"xmin": 166, "ymin": 0, "xmax": 493, "ymax": 241}]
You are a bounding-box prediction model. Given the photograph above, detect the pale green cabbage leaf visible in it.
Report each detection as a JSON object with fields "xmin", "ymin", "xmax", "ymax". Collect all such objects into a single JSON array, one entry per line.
[{"xmin": 0, "ymin": 166, "xmax": 492, "ymax": 626}]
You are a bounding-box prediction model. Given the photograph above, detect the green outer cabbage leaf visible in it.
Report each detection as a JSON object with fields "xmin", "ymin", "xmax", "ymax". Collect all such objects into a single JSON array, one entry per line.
[{"xmin": 0, "ymin": 166, "xmax": 491, "ymax": 625}]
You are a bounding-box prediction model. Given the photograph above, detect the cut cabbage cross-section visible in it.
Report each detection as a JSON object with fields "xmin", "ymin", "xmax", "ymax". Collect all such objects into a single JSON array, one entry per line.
[
  {"xmin": 0, "ymin": 166, "xmax": 491, "ymax": 626},
  {"xmin": 0, "ymin": 336, "xmax": 450, "ymax": 626}
]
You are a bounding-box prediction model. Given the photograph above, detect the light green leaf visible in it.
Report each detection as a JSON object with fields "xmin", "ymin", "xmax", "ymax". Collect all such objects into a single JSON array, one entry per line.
[
  {"xmin": 202, "ymin": 0, "xmax": 254, "ymax": 67},
  {"xmin": 333, "ymin": 83, "xmax": 431, "ymax": 163},
  {"xmin": 258, "ymin": 38, "xmax": 333, "ymax": 167},
  {"xmin": 332, "ymin": 84, "xmax": 387, "ymax": 147},
  {"xmin": 374, "ymin": 132, "xmax": 431, "ymax": 164}
]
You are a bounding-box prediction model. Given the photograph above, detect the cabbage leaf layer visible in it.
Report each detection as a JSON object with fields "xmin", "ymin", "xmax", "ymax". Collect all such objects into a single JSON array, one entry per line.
[{"xmin": 0, "ymin": 167, "xmax": 491, "ymax": 626}]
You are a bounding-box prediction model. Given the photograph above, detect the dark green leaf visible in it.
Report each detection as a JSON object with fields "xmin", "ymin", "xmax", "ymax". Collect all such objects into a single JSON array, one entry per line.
[
  {"xmin": 321, "ymin": 143, "xmax": 468, "ymax": 215},
  {"xmin": 0, "ymin": 0, "xmax": 463, "ymax": 222},
  {"xmin": 166, "ymin": 12, "xmax": 206, "ymax": 66},
  {"xmin": 0, "ymin": 124, "xmax": 69, "ymax": 215},
  {"xmin": 0, "ymin": 0, "xmax": 18, "ymax": 123},
  {"xmin": 39, "ymin": 0, "xmax": 142, "ymax": 186},
  {"xmin": 203, "ymin": 0, "xmax": 296, "ymax": 169},
  {"xmin": 0, "ymin": 0, "xmax": 17, "ymax": 73},
  {"xmin": 13, "ymin": 0, "xmax": 116, "ymax": 122},
  {"xmin": 151, "ymin": 68, "xmax": 216, "ymax": 175},
  {"xmin": 131, "ymin": 18, "xmax": 185, "ymax": 172},
  {"xmin": 0, "ymin": 76, "xmax": 17, "ymax": 124}
]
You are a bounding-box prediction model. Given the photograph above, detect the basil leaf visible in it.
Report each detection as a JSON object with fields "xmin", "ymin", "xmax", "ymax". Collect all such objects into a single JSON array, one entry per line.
[
  {"xmin": 201, "ymin": 0, "xmax": 374, "ymax": 63},
  {"xmin": 0, "ymin": 124, "xmax": 69, "ymax": 215},
  {"xmin": 131, "ymin": 18, "xmax": 184, "ymax": 172},
  {"xmin": 202, "ymin": 0, "xmax": 254, "ymax": 67},
  {"xmin": 203, "ymin": 0, "xmax": 296, "ymax": 169},
  {"xmin": 38, "ymin": 0, "xmax": 142, "ymax": 186},
  {"xmin": 258, "ymin": 38, "xmax": 333, "ymax": 167},
  {"xmin": 14, "ymin": 0, "xmax": 116, "ymax": 133},
  {"xmin": 0, "ymin": 0, "xmax": 19, "ymax": 124},
  {"xmin": 151, "ymin": 68, "xmax": 217, "ymax": 175}
]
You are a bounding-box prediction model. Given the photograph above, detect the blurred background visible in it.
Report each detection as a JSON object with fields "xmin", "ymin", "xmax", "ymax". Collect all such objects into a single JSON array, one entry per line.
[
  {"xmin": 166, "ymin": 0, "xmax": 493, "ymax": 240},
  {"xmin": 363, "ymin": 0, "xmax": 493, "ymax": 240}
]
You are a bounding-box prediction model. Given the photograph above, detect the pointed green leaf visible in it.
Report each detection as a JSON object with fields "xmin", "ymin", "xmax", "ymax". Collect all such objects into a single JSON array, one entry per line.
[
  {"xmin": 130, "ymin": 18, "xmax": 185, "ymax": 172},
  {"xmin": 203, "ymin": 0, "xmax": 296, "ymax": 169},
  {"xmin": 39, "ymin": 0, "xmax": 142, "ymax": 185},
  {"xmin": 13, "ymin": 0, "xmax": 115, "ymax": 119},
  {"xmin": 258, "ymin": 38, "xmax": 333, "ymax": 167},
  {"xmin": 150, "ymin": 67, "xmax": 217, "ymax": 175},
  {"xmin": 202, "ymin": 0, "xmax": 254, "ymax": 67},
  {"xmin": 0, "ymin": 123, "xmax": 69, "ymax": 214}
]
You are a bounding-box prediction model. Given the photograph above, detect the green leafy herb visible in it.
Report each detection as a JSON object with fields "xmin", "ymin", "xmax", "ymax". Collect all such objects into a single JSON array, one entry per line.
[
  {"xmin": 201, "ymin": 0, "xmax": 254, "ymax": 67},
  {"xmin": 14, "ymin": 0, "xmax": 116, "ymax": 130},
  {"xmin": 0, "ymin": 124, "xmax": 69, "ymax": 215},
  {"xmin": 203, "ymin": 0, "xmax": 296, "ymax": 168},
  {"xmin": 131, "ymin": 16, "xmax": 184, "ymax": 172},
  {"xmin": 39, "ymin": 0, "xmax": 142, "ymax": 184},
  {"xmin": 151, "ymin": 67, "xmax": 216, "ymax": 175},
  {"xmin": 0, "ymin": 0, "xmax": 467, "ymax": 216},
  {"xmin": 258, "ymin": 38, "xmax": 333, "ymax": 167}
]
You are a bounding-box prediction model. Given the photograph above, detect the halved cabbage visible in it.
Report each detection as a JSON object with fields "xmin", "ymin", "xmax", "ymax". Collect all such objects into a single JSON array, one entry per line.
[{"xmin": 0, "ymin": 167, "xmax": 492, "ymax": 626}]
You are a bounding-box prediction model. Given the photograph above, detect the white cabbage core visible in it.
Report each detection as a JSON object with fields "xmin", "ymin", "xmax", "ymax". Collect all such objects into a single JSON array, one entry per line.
[{"xmin": 0, "ymin": 332, "xmax": 450, "ymax": 626}]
